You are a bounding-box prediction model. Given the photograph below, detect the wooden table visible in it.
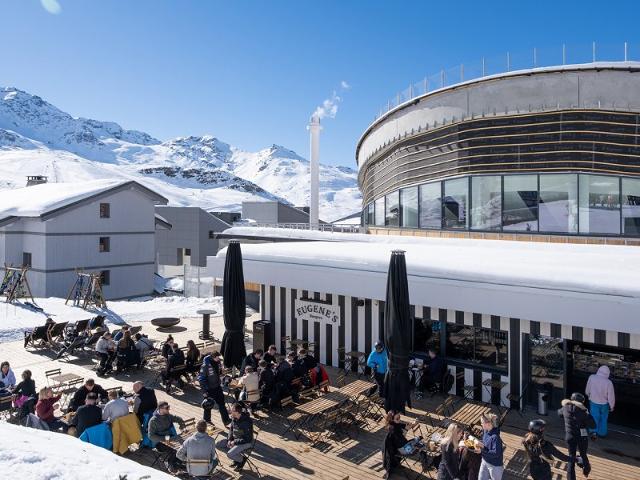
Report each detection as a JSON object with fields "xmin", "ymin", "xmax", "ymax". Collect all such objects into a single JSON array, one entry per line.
[
  {"xmin": 448, "ymin": 402, "xmax": 493, "ymax": 430},
  {"xmin": 296, "ymin": 391, "xmax": 350, "ymax": 415},
  {"xmin": 49, "ymin": 372, "xmax": 82, "ymax": 385},
  {"xmin": 337, "ymin": 379, "xmax": 374, "ymax": 398}
]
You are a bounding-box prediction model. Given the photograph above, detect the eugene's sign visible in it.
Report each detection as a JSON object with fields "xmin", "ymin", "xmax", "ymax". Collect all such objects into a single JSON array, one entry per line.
[{"xmin": 294, "ymin": 299, "xmax": 340, "ymax": 326}]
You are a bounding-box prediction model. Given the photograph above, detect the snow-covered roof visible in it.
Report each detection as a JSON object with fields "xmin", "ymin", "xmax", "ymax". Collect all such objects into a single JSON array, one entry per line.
[
  {"xmin": 208, "ymin": 236, "xmax": 640, "ymax": 333},
  {"xmin": 0, "ymin": 179, "xmax": 167, "ymax": 224}
]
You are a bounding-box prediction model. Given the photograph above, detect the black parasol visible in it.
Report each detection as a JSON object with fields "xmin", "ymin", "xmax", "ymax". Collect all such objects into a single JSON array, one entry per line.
[{"xmin": 220, "ymin": 240, "xmax": 247, "ymax": 369}]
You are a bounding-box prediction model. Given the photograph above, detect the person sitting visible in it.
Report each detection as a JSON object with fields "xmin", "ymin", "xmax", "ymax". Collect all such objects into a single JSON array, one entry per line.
[
  {"xmin": 134, "ymin": 333, "xmax": 154, "ymax": 367},
  {"xmin": 69, "ymin": 392, "xmax": 103, "ymax": 437},
  {"xmin": 308, "ymin": 363, "xmax": 330, "ymax": 391},
  {"xmin": 258, "ymin": 360, "xmax": 275, "ymax": 405},
  {"xmin": 240, "ymin": 349, "xmax": 263, "ymax": 373},
  {"xmin": 163, "ymin": 342, "xmax": 186, "ymax": 392},
  {"xmin": 382, "ymin": 410, "xmax": 421, "ymax": 479},
  {"xmin": 0, "ymin": 361, "xmax": 16, "ymax": 396},
  {"xmin": 185, "ymin": 340, "xmax": 201, "ymax": 373},
  {"xmin": 23, "ymin": 318, "xmax": 55, "ymax": 348},
  {"xmin": 112, "ymin": 325, "xmax": 130, "ymax": 342},
  {"xmin": 69, "ymin": 379, "xmax": 108, "ymax": 412},
  {"xmin": 367, "ymin": 341, "xmax": 388, "ymax": 397},
  {"xmin": 116, "ymin": 331, "xmax": 140, "ymax": 371},
  {"xmin": 132, "ymin": 380, "xmax": 158, "ymax": 423},
  {"xmin": 102, "ymin": 389, "xmax": 130, "ymax": 423},
  {"xmin": 88, "ymin": 315, "xmax": 106, "ymax": 330},
  {"xmin": 237, "ymin": 366, "xmax": 260, "ymax": 411},
  {"xmin": 95, "ymin": 332, "xmax": 116, "ymax": 375},
  {"xmin": 291, "ymin": 352, "xmax": 307, "ymax": 378},
  {"xmin": 161, "ymin": 335, "xmax": 174, "ymax": 359},
  {"xmin": 176, "ymin": 419, "xmax": 218, "ymax": 477},
  {"xmin": 298, "ymin": 349, "xmax": 317, "ymax": 371},
  {"xmin": 272, "ymin": 354, "xmax": 296, "ymax": 405},
  {"xmin": 148, "ymin": 401, "xmax": 186, "ymax": 474},
  {"xmin": 35, "ymin": 387, "xmax": 68, "ymax": 433},
  {"xmin": 215, "ymin": 403, "xmax": 254, "ymax": 472},
  {"xmin": 262, "ymin": 345, "xmax": 278, "ymax": 365},
  {"xmin": 423, "ymin": 348, "xmax": 445, "ymax": 392},
  {"xmin": 12, "ymin": 369, "xmax": 37, "ymax": 419}
]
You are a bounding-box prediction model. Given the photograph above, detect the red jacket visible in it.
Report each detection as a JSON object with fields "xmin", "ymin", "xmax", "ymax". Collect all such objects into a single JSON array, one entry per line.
[{"xmin": 36, "ymin": 395, "xmax": 61, "ymax": 422}]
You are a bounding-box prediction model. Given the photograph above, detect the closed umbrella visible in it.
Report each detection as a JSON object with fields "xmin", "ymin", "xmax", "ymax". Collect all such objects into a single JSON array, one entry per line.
[
  {"xmin": 221, "ymin": 240, "xmax": 247, "ymax": 369},
  {"xmin": 383, "ymin": 249, "xmax": 412, "ymax": 413}
]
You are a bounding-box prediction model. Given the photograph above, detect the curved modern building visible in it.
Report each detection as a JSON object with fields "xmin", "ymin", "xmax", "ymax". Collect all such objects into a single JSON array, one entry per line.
[{"xmin": 357, "ymin": 62, "xmax": 640, "ymax": 241}]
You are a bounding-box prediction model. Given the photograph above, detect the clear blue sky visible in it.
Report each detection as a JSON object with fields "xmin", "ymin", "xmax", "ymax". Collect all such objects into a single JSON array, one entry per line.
[{"xmin": 1, "ymin": 0, "xmax": 639, "ymax": 167}]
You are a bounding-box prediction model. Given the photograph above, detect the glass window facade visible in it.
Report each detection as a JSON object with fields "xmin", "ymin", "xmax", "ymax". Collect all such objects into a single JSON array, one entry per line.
[
  {"xmin": 419, "ymin": 183, "xmax": 441, "ymax": 229},
  {"xmin": 367, "ymin": 173, "xmax": 639, "ymax": 237},
  {"xmin": 401, "ymin": 187, "xmax": 418, "ymax": 228},
  {"xmin": 413, "ymin": 318, "xmax": 441, "ymax": 354},
  {"xmin": 538, "ymin": 174, "xmax": 578, "ymax": 233},
  {"xmin": 471, "ymin": 176, "xmax": 502, "ymax": 230},
  {"xmin": 503, "ymin": 175, "xmax": 538, "ymax": 232},
  {"xmin": 579, "ymin": 175, "xmax": 620, "ymax": 235},
  {"xmin": 446, "ymin": 324, "xmax": 508, "ymax": 372},
  {"xmin": 443, "ymin": 178, "xmax": 468, "ymax": 229},
  {"xmin": 385, "ymin": 191, "xmax": 399, "ymax": 227},
  {"xmin": 622, "ymin": 178, "xmax": 640, "ymax": 236}
]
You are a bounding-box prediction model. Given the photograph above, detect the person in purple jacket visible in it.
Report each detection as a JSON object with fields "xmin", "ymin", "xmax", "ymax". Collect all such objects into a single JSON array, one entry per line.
[{"xmin": 585, "ymin": 365, "xmax": 615, "ymax": 439}]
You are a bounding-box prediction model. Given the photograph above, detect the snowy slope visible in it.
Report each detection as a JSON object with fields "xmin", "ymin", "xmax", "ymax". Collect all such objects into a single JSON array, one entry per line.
[{"xmin": 0, "ymin": 87, "xmax": 362, "ymax": 220}]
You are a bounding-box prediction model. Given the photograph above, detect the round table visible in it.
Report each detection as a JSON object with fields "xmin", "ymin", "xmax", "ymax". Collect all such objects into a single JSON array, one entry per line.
[{"xmin": 151, "ymin": 317, "xmax": 180, "ymax": 328}]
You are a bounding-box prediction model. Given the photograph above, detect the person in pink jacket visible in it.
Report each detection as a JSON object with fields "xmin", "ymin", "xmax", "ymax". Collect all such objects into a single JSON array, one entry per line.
[{"xmin": 585, "ymin": 365, "xmax": 615, "ymax": 438}]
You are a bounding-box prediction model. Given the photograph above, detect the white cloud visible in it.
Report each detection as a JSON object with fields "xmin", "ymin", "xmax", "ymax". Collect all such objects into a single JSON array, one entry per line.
[
  {"xmin": 340, "ymin": 80, "xmax": 351, "ymax": 90},
  {"xmin": 312, "ymin": 81, "xmax": 350, "ymax": 120},
  {"xmin": 41, "ymin": 0, "xmax": 62, "ymax": 14}
]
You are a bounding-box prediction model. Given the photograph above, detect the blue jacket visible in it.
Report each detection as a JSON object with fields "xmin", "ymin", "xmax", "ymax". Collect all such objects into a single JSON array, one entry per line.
[
  {"xmin": 481, "ymin": 428, "xmax": 504, "ymax": 467},
  {"xmin": 367, "ymin": 349, "xmax": 388, "ymax": 374},
  {"xmin": 80, "ymin": 422, "xmax": 113, "ymax": 450}
]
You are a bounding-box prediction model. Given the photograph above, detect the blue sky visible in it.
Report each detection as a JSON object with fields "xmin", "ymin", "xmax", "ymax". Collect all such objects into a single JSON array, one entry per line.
[{"xmin": 1, "ymin": 1, "xmax": 639, "ymax": 168}]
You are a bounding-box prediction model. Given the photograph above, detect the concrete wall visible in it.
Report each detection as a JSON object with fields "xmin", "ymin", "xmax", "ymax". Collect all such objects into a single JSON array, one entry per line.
[{"xmin": 242, "ymin": 201, "xmax": 311, "ymax": 224}]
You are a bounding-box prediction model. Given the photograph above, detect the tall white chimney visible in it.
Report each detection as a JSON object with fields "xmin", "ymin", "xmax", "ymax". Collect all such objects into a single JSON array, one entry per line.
[{"xmin": 307, "ymin": 114, "xmax": 321, "ymax": 228}]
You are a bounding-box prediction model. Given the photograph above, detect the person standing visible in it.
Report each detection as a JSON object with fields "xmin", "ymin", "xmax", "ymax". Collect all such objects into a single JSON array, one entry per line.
[
  {"xmin": 522, "ymin": 419, "xmax": 569, "ymax": 480},
  {"xmin": 585, "ymin": 365, "xmax": 615, "ymax": 439},
  {"xmin": 478, "ymin": 413, "xmax": 504, "ymax": 480},
  {"xmin": 558, "ymin": 393, "xmax": 596, "ymax": 480},
  {"xmin": 367, "ymin": 342, "xmax": 388, "ymax": 398},
  {"xmin": 437, "ymin": 422, "xmax": 464, "ymax": 480},
  {"xmin": 198, "ymin": 352, "xmax": 231, "ymax": 426}
]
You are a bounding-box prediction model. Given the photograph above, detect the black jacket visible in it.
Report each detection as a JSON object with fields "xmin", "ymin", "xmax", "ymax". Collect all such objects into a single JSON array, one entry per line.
[
  {"xmin": 161, "ymin": 342, "xmax": 173, "ymax": 358},
  {"xmin": 13, "ymin": 379, "xmax": 36, "ymax": 398},
  {"xmin": 134, "ymin": 386, "xmax": 158, "ymax": 422},
  {"xmin": 186, "ymin": 348, "xmax": 200, "ymax": 369},
  {"xmin": 437, "ymin": 442, "xmax": 461, "ymax": 480},
  {"xmin": 167, "ymin": 348, "xmax": 186, "ymax": 370},
  {"xmin": 70, "ymin": 385, "xmax": 107, "ymax": 411},
  {"xmin": 557, "ymin": 399, "xmax": 596, "ymax": 442},
  {"xmin": 240, "ymin": 354, "xmax": 259, "ymax": 373},
  {"xmin": 301, "ymin": 354, "xmax": 317, "ymax": 371},
  {"xmin": 523, "ymin": 434, "xmax": 569, "ymax": 480},
  {"xmin": 71, "ymin": 404, "xmax": 103, "ymax": 436},
  {"xmin": 259, "ymin": 368, "xmax": 275, "ymax": 392},
  {"xmin": 198, "ymin": 355, "xmax": 223, "ymax": 391},
  {"xmin": 263, "ymin": 352, "xmax": 277, "ymax": 365},
  {"xmin": 229, "ymin": 412, "xmax": 253, "ymax": 445}
]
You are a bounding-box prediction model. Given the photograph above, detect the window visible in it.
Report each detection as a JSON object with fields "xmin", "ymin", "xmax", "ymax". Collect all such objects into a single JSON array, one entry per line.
[
  {"xmin": 99, "ymin": 237, "xmax": 110, "ymax": 253},
  {"xmin": 529, "ymin": 335, "xmax": 565, "ymax": 406},
  {"xmin": 22, "ymin": 252, "xmax": 32, "ymax": 268},
  {"xmin": 367, "ymin": 203, "xmax": 375, "ymax": 225},
  {"xmin": 443, "ymin": 178, "xmax": 468, "ymax": 229},
  {"xmin": 503, "ymin": 175, "xmax": 538, "ymax": 232},
  {"xmin": 446, "ymin": 324, "xmax": 508, "ymax": 372},
  {"xmin": 400, "ymin": 187, "xmax": 418, "ymax": 228},
  {"xmin": 100, "ymin": 270, "xmax": 110, "ymax": 286},
  {"xmin": 374, "ymin": 197, "xmax": 385, "ymax": 226},
  {"xmin": 419, "ymin": 182, "xmax": 441, "ymax": 229},
  {"xmin": 185, "ymin": 248, "xmax": 192, "ymax": 256},
  {"xmin": 385, "ymin": 191, "xmax": 400, "ymax": 227},
  {"xmin": 539, "ymin": 174, "xmax": 578, "ymax": 233},
  {"xmin": 622, "ymin": 178, "xmax": 640, "ymax": 236},
  {"xmin": 413, "ymin": 318, "xmax": 441, "ymax": 354},
  {"xmin": 208, "ymin": 230, "xmax": 214, "ymax": 239},
  {"xmin": 579, "ymin": 175, "xmax": 620, "ymax": 235},
  {"xmin": 471, "ymin": 176, "xmax": 502, "ymax": 230},
  {"xmin": 99, "ymin": 203, "xmax": 110, "ymax": 218}
]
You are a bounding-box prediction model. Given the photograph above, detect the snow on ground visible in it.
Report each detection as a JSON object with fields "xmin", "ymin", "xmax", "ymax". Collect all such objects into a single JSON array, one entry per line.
[
  {"xmin": 0, "ymin": 422, "xmax": 174, "ymax": 480},
  {"xmin": 0, "ymin": 296, "xmax": 221, "ymax": 343}
]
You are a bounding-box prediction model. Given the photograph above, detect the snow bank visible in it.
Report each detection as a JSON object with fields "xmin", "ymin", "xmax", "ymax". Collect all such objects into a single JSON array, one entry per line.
[
  {"xmin": 0, "ymin": 422, "xmax": 173, "ymax": 480},
  {"xmin": 0, "ymin": 296, "xmax": 222, "ymax": 343}
]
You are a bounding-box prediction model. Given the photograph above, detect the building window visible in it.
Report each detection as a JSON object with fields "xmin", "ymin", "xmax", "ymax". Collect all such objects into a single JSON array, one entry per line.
[
  {"xmin": 446, "ymin": 324, "xmax": 508, "ymax": 373},
  {"xmin": 100, "ymin": 270, "xmax": 110, "ymax": 286},
  {"xmin": 374, "ymin": 197, "xmax": 385, "ymax": 226},
  {"xmin": 99, "ymin": 203, "xmax": 110, "ymax": 218},
  {"xmin": 419, "ymin": 182, "xmax": 441, "ymax": 229},
  {"xmin": 539, "ymin": 174, "xmax": 578, "ymax": 233},
  {"xmin": 22, "ymin": 252, "xmax": 32, "ymax": 268},
  {"xmin": 185, "ymin": 248, "xmax": 192, "ymax": 256},
  {"xmin": 579, "ymin": 175, "xmax": 621, "ymax": 235},
  {"xmin": 385, "ymin": 191, "xmax": 400, "ymax": 227},
  {"xmin": 208, "ymin": 230, "xmax": 214, "ymax": 239},
  {"xmin": 99, "ymin": 237, "xmax": 110, "ymax": 253},
  {"xmin": 443, "ymin": 178, "xmax": 468, "ymax": 229},
  {"xmin": 471, "ymin": 176, "xmax": 502, "ymax": 231},
  {"xmin": 622, "ymin": 178, "xmax": 640, "ymax": 236},
  {"xmin": 367, "ymin": 203, "xmax": 375, "ymax": 225},
  {"xmin": 400, "ymin": 187, "xmax": 418, "ymax": 228},
  {"xmin": 503, "ymin": 175, "xmax": 538, "ymax": 232},
  {"xmin": 413, "ymin": 318, "xmax": 441, "ymax": 354}
]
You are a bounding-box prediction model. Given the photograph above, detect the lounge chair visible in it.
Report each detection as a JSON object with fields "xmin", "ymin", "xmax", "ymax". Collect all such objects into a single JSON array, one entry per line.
[
  {"xmin": 24, "ymin": 324, "xmax": 52, "ymax": 349},
  {"xmin": 46, "ymin": 321, "xmax": 69, "ymax": 348}
]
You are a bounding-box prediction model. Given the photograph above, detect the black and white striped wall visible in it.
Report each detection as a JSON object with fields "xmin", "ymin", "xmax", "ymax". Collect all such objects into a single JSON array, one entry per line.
[{"xmin": 260, "ymin": 284, "xmax": 640, "ymax": 407}]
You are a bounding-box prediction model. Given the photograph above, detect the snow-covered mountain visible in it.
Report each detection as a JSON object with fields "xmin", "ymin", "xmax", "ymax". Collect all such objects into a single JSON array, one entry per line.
[{"xmin": 0, "ymin": 87, "xmax": 361, "ymax": 221}]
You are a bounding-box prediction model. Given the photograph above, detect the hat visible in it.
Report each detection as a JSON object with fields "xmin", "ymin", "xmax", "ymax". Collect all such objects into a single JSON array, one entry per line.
[
  {"xmin": 528, "ymin": 419, "xmax": 546, "ymax": 434},
  {"xmin": 570, "ymin": 392, "xmax": 586, "ymax": 404}
]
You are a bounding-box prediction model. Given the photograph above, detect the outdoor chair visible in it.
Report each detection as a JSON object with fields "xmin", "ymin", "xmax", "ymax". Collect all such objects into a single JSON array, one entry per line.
[
  {"xmin": 72, "ymin": 319, "xmax": 90, "ymax": 336},
  {"xmin": 506, "ymin": 382, "xmax": 530, "ymax": 417},
  {"xmin": 238, "ymin": 428, "xmax": 260, "ymax": 477},
  {"xmin": 57, "ymin": 377, "xmax": 84, "ymax": 409},
  {"xmin": 46, "ymin": 321, "xmax": 69, "ymax": 347},
  {"xmin": 45, "ymin": 368, "xmax": 62, "ymax": 387},
  {"xmin": 282, "ymin": 407, "xmax": 306, "ymax": 439},
  {"xmin": 24, "ymin": 324, "xmax": 52, "ymax": 349},
  {"xmin": 105, "ymin": 386, "xmax": 124, "ymax": 398}
]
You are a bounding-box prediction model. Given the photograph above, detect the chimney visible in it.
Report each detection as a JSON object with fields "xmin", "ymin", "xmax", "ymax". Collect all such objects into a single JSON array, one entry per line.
[
  {"xmin": 26, "ymin": 175, "xmax": 48, "ymax": 186},
  {"xmin": 307, "ymin": 114, "xmax": 321, "ymax": 229}
]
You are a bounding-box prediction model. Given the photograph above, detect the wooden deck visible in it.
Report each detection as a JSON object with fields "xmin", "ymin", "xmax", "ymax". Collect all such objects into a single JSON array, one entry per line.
[{"xmin": 3, "ymin": 314, "xmax": 640, "ymax": 480}]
